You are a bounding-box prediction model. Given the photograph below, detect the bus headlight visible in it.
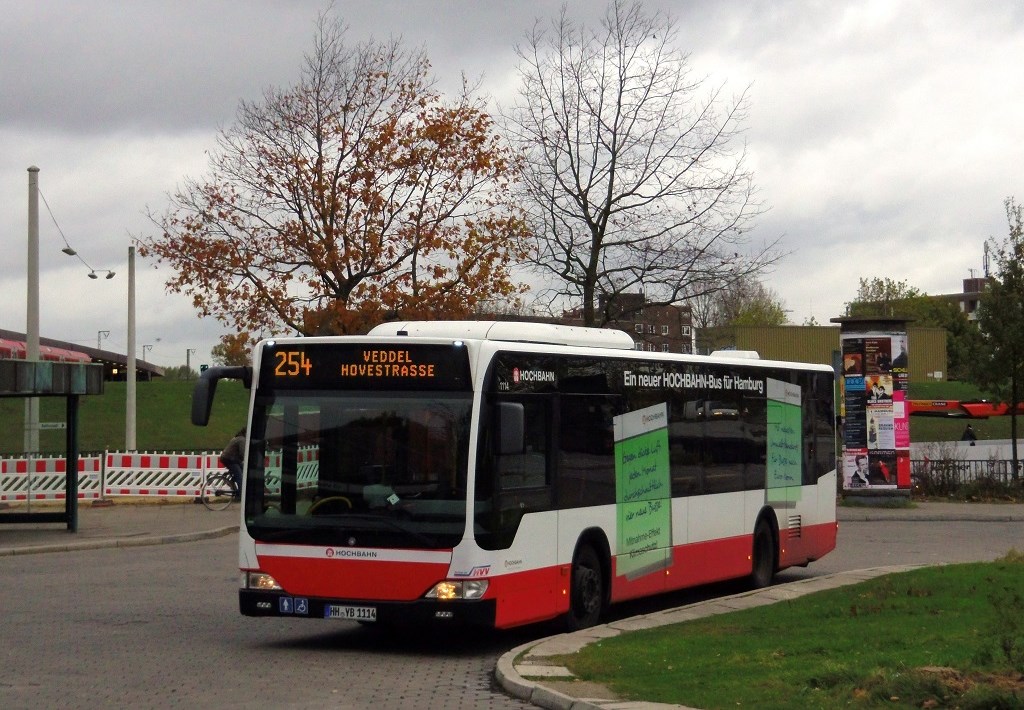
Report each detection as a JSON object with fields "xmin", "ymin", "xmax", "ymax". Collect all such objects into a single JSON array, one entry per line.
[
  {"xmin": 425, "ymin": 579, "xmax": 488, "ymax": 601},
  {"xmin": 243, "ymin": 571, "xmax": 283, "ymax": 590}
]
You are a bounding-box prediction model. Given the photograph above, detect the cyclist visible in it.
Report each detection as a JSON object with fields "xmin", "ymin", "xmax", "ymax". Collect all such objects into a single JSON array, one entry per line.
[{"xmin": 219, "ymin": 428, "xmax": 246, "ymax": 498}]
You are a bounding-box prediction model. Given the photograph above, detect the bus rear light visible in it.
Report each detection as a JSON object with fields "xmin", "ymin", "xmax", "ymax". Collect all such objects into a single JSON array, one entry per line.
[
  {"xmin": 244, "ymin": 571, "xmax": 283, "ymax": 591},
  {"xmin": 425, "ymin": 580, "xmax": 488, "ymax": 601}
]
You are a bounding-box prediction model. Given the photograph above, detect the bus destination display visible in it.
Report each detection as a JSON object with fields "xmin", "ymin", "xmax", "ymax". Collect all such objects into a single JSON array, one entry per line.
[{"xmin": 259, "ymin": 342, "xmax": 471, "ymax": 391}]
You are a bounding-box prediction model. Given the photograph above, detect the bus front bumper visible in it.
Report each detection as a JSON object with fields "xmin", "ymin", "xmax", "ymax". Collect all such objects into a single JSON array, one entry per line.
[{"xmin": 239, "ymin": 589, "xmax": 498, "ymax": 627}]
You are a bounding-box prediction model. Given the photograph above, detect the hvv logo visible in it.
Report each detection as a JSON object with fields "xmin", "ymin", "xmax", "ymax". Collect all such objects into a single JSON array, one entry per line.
[{"xmin": 454, "ymin": 565, "xmax": 491, "ymax": 578}]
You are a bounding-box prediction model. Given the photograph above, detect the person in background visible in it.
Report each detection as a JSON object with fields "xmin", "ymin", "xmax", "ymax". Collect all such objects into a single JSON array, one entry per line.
[
  {"xmin": 961, "ymin": 423, "xmax": 978, "ymax": 445},
  {"xmin": 220, "ymin": 428, "xmax": 246, "ymax": 497}
]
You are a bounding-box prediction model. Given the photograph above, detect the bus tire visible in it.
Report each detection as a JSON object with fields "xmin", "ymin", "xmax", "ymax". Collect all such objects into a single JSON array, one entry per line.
[
  {"xmin": 565, "ymin": 545, "xmax": 604, "ymax": 631},
  {"xmin": 750, "ymin": 519, "xmax": 776, "ymax": 589}
]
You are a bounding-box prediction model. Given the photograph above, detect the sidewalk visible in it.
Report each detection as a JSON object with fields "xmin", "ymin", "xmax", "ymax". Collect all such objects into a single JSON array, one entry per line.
[
  {"xmin": 838, "ymin": 499, "xmax": 1024, "ymax": 522},
  {"xmin": 0, "ymin": 499, "xmax": 238, "ymax": 556}
]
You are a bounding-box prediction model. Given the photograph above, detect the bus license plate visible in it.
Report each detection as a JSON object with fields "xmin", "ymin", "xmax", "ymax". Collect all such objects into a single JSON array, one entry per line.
[{"xmin": 325, "ymin": 604, "xmax": 377, "ymax": 622}]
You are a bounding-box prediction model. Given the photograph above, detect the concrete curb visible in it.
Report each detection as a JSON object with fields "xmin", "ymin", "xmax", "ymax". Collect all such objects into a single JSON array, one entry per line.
[{"xmin": 0, "ymin": 525, "xmax": 238, "ymax": 557}]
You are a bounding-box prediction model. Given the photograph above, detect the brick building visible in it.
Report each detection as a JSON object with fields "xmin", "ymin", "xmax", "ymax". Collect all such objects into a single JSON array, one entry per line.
[{"xmin": 560, "ymin": 293, "xmax": 695, "ymax": 354}]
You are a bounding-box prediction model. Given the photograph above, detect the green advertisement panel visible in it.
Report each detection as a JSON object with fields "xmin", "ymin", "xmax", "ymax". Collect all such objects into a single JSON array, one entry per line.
[
  {"xmin": 614, "ymin": 403, "xmax": 672, "ymax": 580},
  {"xmin": 767, "ymin": 377, "xmax": 802, "ymax": 503}
]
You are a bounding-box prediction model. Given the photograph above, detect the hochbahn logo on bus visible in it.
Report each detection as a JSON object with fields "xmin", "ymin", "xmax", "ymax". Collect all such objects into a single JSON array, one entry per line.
[{"xmin": 512, "ymin": 368, "xmax": 556, "ymax": 384}]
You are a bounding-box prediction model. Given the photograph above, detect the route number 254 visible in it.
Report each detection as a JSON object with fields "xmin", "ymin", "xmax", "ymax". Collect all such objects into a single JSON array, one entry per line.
[{"xmin": 274, "ymin": 351, "xmax": 312, "ymax": 377}]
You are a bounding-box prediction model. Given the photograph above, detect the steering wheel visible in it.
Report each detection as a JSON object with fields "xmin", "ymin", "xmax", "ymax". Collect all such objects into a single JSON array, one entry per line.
[{"xmin": 308, "ymin": 495, "xmax": 353, "ymax": 515}]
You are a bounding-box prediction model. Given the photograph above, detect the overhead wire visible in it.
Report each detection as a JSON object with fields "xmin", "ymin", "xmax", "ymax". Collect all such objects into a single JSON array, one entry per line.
[{"xmin": 37, "ymin": 187, "xmax": 115, "ymax": 278}]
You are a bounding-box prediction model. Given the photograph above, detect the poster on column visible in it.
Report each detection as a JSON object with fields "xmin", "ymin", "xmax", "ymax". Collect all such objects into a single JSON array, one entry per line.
[
  {"xmin": 614, "ymin": 403, "xmax": 672, "ymax": 580},
  {"xmin": 843, "ymin": 377, "xmax": 867, "ymax": 448},
  {"xmin": 841, "ymin": 331, "xmax": 909, "ymax": 490},
  {"xmin": 844, "ymin": 449, "xmax": 897, "ymax": 488}
]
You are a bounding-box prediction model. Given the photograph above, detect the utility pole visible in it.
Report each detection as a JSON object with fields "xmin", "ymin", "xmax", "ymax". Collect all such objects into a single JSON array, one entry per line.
[
  {"xmin": 186, "ymin": 348, "xmax": 196, "ymax": 377},
  {"xmin": 126, "ymin": 246, "xmax": 137, "ymax": 451},
  {"xmin": 24, "ymin": 166, "xmax": 40, "ymax": 453}
]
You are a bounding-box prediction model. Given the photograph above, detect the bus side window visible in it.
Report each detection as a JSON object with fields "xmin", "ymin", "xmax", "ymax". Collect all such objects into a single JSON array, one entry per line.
[
  {"xmin": 495, "ymin": 400, "xmax": 548, "ymax": 489},
  {"xmin": 557, "ymin": 395, "xmax": 618, "ymax": 508}
]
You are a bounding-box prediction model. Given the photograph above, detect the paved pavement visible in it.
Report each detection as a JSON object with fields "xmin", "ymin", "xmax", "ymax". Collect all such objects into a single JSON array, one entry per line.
[
  {"xmin": 0, "ymin": 498, "xmax": 238, "ymax": 556},
  {"xmin": 2, "ymin": 498, "xmax": 1023, "ymax": 709}
]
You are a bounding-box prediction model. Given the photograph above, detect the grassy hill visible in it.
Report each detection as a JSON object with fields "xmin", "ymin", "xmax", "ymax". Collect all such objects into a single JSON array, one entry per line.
[
  {"xmin": 0, "ymin": 379, "xmax": 249, "ymax": 455},
  {"xmin": 0, "ymin": 377, "xmax": 1013, "ymax": 456}
]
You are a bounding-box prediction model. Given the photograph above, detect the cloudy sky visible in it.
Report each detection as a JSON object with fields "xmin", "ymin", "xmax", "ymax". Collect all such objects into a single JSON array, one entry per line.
[{"xmin": 2, "ymin": 1, "xmax": 1022, "ymax": 368}]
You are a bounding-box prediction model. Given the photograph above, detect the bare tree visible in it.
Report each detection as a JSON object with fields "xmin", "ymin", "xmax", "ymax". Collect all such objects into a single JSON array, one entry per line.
[
  {"xmin": 503, "ymin": 0, "xmax": 779, "ymax": 326},
  {"xmin": 688, "ymin": 276, "xmax": 786, "ymax": 329},
  {"xmin": 714, "ymin": 278, "xmax": 788, "ymax": 326}
]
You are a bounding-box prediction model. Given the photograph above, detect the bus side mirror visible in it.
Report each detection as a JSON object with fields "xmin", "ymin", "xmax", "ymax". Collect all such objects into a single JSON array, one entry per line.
[
  {"xmin": 191, "ymin": 375, "xmax": 216, "ymax": 426},
  {"xmin": 191, "ymin": 366, "xmax": 252, "ymax": 426},
  {"xmin": 495, "ymin": 402, "xmax": 525, "ymax": 455}
]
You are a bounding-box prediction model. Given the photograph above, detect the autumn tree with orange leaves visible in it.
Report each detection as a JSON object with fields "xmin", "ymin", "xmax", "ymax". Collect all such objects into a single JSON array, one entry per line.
[{"xmin": 140, "ymin": 14, "xmax": 527, "ymax": 347}]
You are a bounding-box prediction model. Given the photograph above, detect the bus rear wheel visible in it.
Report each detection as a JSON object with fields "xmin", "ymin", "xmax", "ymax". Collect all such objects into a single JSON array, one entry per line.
[
  {"xmin": 565, "ymin": 545, "xmax": 604, "ymax": 631},
  {"xmin": 750, "ymin": 520, "xmax": 776, "ymax": 589}
]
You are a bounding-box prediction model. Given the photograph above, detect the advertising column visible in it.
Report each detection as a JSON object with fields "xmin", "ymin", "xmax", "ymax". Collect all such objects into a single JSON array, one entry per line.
[{"xmin": 833, "ymin": 317, "xmax": 911, "ymax": 495}]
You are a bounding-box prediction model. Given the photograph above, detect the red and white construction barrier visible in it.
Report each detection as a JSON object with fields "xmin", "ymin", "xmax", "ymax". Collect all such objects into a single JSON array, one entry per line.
[
  {"xmin": 0, "ymin": 448, "xmax": 323, "ymax": 502},
  {"xmin": 104, "ymin": 452, "xmax": 208, "ymax": 498},
  {"xmin": 0, "ymin": 454, "xmax": 103, "ymax": 502},
  {"xmin": 263, "ymin": 446, "xmax": 319, "ymax": 494}
]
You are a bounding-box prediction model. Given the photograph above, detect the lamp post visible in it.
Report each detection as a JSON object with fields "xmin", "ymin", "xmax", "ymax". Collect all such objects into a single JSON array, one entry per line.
[
  {"xmin": 88, "ymin": 269, "xmax": 116, "ymax": 280},
  {"xmin": 97, "ymin": 330, "xmax": 110, "ymax": 351},
  {"xmin": 142, "ymin": 343, "xmax": 154, "ymax": 360},
  {"xmin": 24, "ymin": 167, "xmax": 40, "ymax": 453},
  {"xmin": 126, "ymin": 246, "xmax": 136, "ymax": 451}
]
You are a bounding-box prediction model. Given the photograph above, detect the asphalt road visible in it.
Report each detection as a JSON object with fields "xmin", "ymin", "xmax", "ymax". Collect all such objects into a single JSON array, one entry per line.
[{"xmin": 2, "ymin": 519, "xmax": 1023, "ymax": 709}]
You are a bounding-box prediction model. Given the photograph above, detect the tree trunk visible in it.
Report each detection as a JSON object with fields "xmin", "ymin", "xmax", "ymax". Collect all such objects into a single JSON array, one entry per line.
[{"xmin": 1012, "ymin": 373, "xmax": 1020, "ymax": 481}]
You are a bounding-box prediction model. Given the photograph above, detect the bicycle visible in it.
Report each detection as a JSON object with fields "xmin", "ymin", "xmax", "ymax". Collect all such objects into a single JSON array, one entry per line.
[{"xmin": 201, "ymin": 471, "xmax": 239, "ymax": 511}]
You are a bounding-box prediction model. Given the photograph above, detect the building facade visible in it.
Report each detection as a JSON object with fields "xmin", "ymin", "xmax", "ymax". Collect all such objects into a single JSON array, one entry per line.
[{"xmin": 560, "ymin": 293, "xmax": 695, "ymax": 354}]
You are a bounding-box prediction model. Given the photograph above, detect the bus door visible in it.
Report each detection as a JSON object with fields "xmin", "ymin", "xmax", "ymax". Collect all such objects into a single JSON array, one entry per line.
[{"xmin": 475, "ymin": 396, "xmax": 559, "ymax": 623}]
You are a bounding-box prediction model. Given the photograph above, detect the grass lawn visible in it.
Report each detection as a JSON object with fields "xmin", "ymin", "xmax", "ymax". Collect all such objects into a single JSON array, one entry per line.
[
  {"xmin": 908, "ymin": 381, "xmax": 1015, "ymax": 442},
  {"xmin": 0, "ymin": 379, "xmax": 250, "ymax": 454},
  {"xmin": 557, "ymin": 555, "xmax": 1024, "ymax": 709}
]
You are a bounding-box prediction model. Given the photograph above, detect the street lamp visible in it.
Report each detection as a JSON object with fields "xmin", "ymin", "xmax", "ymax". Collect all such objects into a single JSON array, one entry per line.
[
  {"xmin": 97, "ymin": 330, "xmax": 109, "ymax": 351},
  {"xmin": 88, "ymin": 270, "xmax": 116, "ymax": 280},
  {"xmin": 142, "ymin": 343, "xmax": 154, "ymax": 360},
  {"xmin": 25, "ymin": 167, "xmax": 40, "ymax": 453}
]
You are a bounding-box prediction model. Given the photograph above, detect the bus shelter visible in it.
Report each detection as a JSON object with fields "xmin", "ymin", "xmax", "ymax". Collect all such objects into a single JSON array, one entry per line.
[{"xmin": 0, "ymin": 359, "xmax": 104, "ymax": 531}]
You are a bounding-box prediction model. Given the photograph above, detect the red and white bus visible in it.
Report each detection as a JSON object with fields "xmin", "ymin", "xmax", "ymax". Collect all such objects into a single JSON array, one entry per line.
[{"xmin": 192, "ymin": 321, "xmax": 837, "ymax": 630}]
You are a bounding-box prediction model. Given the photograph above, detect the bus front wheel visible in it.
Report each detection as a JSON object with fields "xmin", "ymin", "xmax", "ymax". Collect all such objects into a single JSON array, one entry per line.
[{"xmin": 565, "ymin": 545, "xmax": 604, "ymax": 631}]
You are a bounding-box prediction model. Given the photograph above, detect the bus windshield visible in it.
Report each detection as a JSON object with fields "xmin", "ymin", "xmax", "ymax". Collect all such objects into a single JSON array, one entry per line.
[{"xmin": 244, "ymin": 390, "xmax": 473, "ymax": 550}]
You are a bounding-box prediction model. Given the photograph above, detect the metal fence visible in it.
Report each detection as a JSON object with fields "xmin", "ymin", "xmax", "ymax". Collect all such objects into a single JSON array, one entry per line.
[{"xmin": 911, "ymin": 458, "xmax": 1023, "ymax": 488}]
